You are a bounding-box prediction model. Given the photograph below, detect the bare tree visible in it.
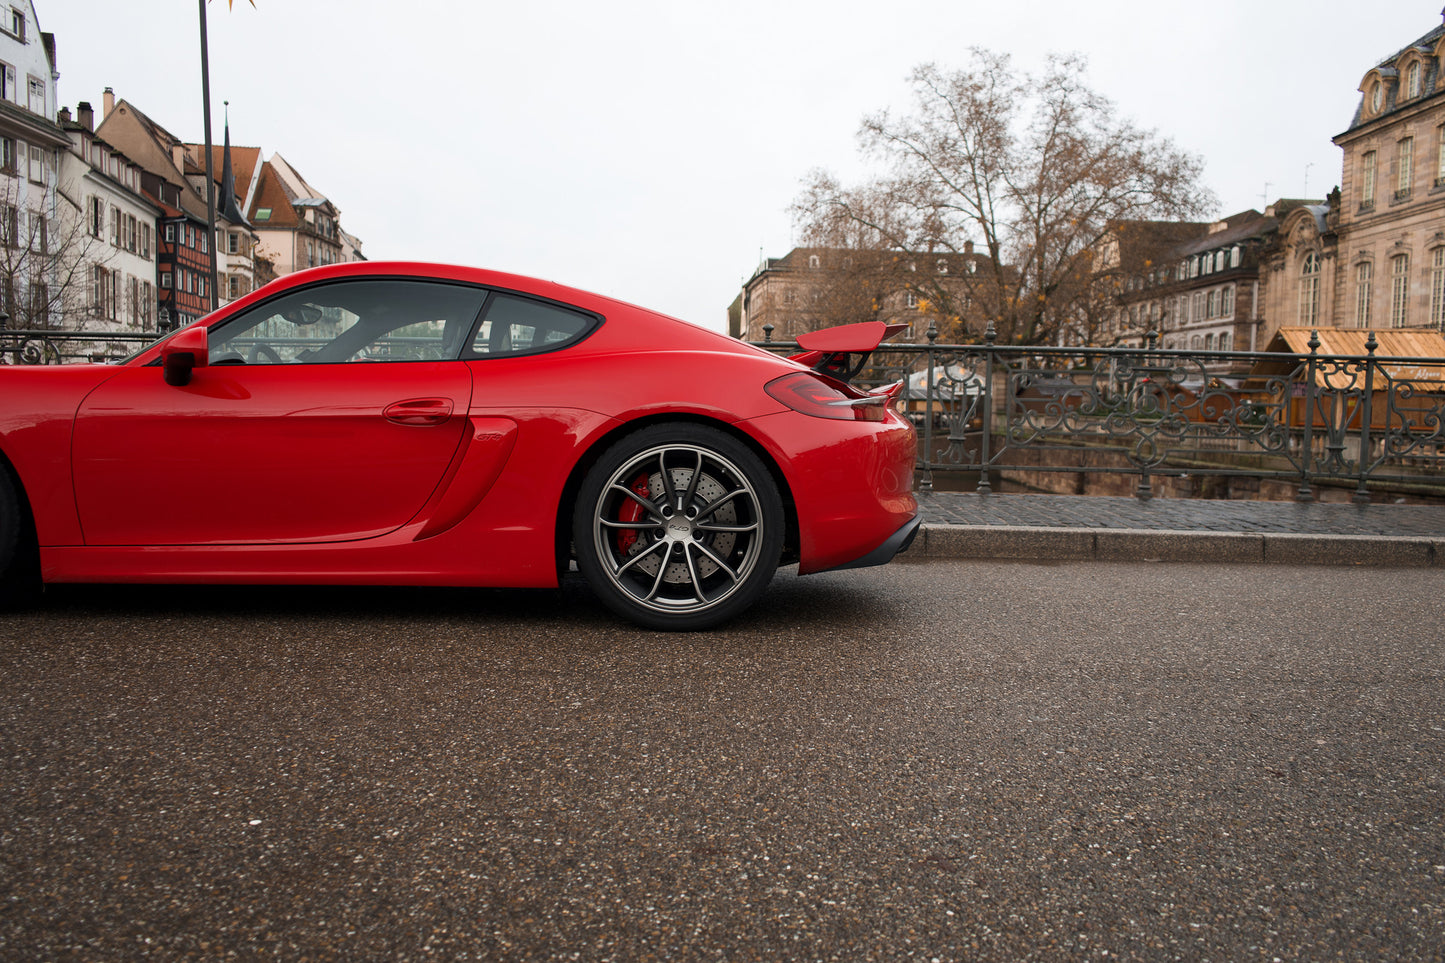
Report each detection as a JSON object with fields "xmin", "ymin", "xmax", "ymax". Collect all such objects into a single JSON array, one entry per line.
[
  {"xmin": 0, "ymin": 176, "xmax": 112, "ymax": 331},
  {"xmin": 794, "ymin": 51, "xmax": 1217, "ymax": 345}
]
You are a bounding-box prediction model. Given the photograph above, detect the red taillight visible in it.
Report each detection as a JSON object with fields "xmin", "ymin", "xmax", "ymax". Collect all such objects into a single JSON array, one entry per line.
[{"xmin": 765, "ymin": 371, "xmax": 889, "ymax": 422}]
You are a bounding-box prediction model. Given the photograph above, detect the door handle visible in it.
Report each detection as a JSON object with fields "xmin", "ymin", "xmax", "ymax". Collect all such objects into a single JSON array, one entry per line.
[{"xmin": 384, "ymin": 398, "xmax": 454, "ymax": 426}]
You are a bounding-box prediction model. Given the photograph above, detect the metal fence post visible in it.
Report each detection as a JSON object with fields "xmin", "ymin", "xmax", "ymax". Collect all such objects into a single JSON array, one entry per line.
[
  {"xmin": 1296, "ymin": 330, "xmax": 1320, "ymax": 502},
  {"xmin": 918, "ymin": 323, "xmax": 938, "ymax": 493},
  {"xmin": 1353, "ymin": 331, "xmax": 1377, "ymax": 504},
  {"xmin": 976, "ymin": 322, "xmax": 997, "ymax": 495}
]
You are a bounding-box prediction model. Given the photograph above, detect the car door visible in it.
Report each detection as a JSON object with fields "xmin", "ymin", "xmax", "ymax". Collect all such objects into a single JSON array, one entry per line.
[{"xmin": 71, "ymin": 278, "xmax": 487, "ymax": 546}]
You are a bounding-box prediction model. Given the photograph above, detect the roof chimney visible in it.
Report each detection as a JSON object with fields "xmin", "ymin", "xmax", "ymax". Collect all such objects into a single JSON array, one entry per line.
[
  {"xmin": 76, "ymin": 101, "xmax": 93, "ymax": 131},
  {"xmin": 102, "ymin": 87, "xmax": 114, "ymax": 118}
]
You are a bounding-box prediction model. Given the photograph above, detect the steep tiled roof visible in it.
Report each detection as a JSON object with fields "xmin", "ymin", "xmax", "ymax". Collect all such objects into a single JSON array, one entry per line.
[
  {"xmin": 184, "ymin": 141, "xmax": 259, "ymax": 225},
  {"xmin": 1343, "ymin": 20, "xmax": 1445, "ymax": 132},
  {"xmin": 247, "ymin": 160, "xmax": 299, "ymax": 228}
]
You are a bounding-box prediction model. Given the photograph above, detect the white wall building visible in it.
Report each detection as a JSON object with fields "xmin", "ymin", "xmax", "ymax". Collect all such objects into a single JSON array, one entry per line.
[
  {"xmin": 0, "ymin": 0, "xmax": 64, "ymax": 327},
  {"xmin": 57, "ymin": 100, "xmax": 160, "ymax": 331}
]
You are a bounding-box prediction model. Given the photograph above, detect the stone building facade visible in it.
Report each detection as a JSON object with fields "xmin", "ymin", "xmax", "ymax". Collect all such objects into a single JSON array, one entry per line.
[
  {"xmin": 1327, "ymin": 13, "xmax": 1445, "ymax": 330},
  {"xmin": 736, "ymin": 245, "xmax": 996, "ymax": 343},
  {"xmin": 1260, "ymin": 13, "xmax": 1445, "ymax": 337},
  {"xmin": 1106, "ymin": 12, "xmax": 1445, "ymax": 348}
]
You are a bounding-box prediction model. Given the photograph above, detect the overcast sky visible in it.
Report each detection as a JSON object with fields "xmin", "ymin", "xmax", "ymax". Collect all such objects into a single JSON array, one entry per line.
[{"xmin": 41, "ymin": 1, "xmax": 1440, "ymax": 331}]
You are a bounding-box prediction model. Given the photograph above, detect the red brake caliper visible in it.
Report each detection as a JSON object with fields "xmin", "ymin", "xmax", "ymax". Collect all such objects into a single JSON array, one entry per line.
[{"xmin": 615, "ymin": 473, "xmax": 651, "ymax": 554}]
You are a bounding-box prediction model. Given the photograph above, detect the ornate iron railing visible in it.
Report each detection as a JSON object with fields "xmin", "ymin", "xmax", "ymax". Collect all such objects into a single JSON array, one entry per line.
[
  {"xmin": 0, "ymin": 327, "xmax": 163, "ymax": 365},
  {"xmin": 7, "ymin": 324, "xmax": 1444, "ymax": 502},
  {"xmin": 752, "ymin": 326, "xmax": 1445, "ymax": 502}
]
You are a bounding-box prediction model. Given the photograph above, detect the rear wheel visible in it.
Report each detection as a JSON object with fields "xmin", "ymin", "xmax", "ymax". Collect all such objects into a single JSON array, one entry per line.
[{"xmin": 573, "ymin": 425, "xmax": 783, "ymax": 630}]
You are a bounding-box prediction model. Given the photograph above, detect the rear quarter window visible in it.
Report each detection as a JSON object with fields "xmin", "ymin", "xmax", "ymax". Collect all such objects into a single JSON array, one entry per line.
[{"xmin": 466, "ymin": 293, "xmax": 598, "ymax": 358}]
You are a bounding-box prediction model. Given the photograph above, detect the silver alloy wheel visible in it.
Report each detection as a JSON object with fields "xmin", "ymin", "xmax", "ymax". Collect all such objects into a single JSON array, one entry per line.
[{"xmin": 591, "ymin": 443, "xmax": 766, "ymax": 617}]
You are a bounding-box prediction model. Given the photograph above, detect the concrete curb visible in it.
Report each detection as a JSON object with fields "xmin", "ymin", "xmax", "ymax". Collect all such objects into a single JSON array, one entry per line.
[{"xmin": 913, "ymin": 525, "xmax": 1443, "ymax": 567}]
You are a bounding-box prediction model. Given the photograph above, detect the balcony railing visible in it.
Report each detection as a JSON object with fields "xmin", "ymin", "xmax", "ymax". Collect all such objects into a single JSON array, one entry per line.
[{"xmin": 752, "ymin": 326, "xmax": 1445, "ymax": 502}]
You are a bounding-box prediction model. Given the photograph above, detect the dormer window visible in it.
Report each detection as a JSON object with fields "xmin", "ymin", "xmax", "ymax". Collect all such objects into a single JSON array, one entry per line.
[
  {"xmin": 808, "ymin": 254, "xmax": 820, "ymax": 269},
  {"xmin": 1371, "ymin": 80, "xmax": 1384, "ymax": 114},
  {"xmin": 936, "ymin": 258, "xmax": 948, "ymax": 274},
  {"xmin": 1407, "ymin": 61, "xmax": 1422, "ymax": 99}
]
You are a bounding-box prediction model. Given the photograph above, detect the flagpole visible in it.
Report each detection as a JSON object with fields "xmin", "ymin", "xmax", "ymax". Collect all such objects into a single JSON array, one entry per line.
[{"xmin": 198, "ymin": 0, "xmax": 218, "ymax": 313}]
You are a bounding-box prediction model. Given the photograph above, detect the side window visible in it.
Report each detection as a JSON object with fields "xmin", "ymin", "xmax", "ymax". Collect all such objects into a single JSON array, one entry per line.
[
  {"xmin": 208, "ymin": 279, "xmax": 486, "ymax": 365},
  {"xmin": 468, "ymin": 293, "xmax": 596, "ymax": 357}
]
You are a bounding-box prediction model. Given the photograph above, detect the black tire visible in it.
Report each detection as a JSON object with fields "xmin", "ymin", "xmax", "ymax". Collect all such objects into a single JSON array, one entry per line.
[
  {"xmin": 573, "ymin": 424, "xmax": 783, "ymax": 631},
  {"xmin": 0, "ymin": 464, "xmax": 37, "ymax": 608}
]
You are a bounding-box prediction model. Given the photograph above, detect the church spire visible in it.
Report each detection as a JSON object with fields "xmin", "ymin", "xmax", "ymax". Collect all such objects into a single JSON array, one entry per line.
[{"xmin": 217, "ymin": 101, "xmax": 248, "ymax": 227}]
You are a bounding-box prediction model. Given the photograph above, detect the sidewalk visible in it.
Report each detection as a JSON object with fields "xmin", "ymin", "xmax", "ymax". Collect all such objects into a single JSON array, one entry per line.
[{"xmin": 913, "ymin": 492, "xmax": 1445, "ymax": 567}]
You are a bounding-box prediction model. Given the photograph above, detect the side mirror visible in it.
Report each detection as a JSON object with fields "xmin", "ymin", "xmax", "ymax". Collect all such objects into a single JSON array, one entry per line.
[{"xmin": 161, "ymin": 326, "xmax": 209, "ymax": 387}]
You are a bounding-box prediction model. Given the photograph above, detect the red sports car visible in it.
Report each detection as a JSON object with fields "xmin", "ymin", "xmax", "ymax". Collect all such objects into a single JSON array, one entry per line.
[{"xmin": 0, "ymin": 262, "xmax": 918, "ymax": 629}]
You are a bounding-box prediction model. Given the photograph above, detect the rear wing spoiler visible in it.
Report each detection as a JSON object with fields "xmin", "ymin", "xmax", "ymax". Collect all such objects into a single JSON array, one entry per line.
[{"xmin": 788, "ymin": 320, "xmax": 910, "ymax": 384}]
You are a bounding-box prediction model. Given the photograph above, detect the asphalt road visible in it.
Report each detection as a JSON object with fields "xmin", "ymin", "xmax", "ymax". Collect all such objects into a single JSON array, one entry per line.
[{"xmin": 2, "ymin": 560, "xmax": 1443, "ymax": 961}]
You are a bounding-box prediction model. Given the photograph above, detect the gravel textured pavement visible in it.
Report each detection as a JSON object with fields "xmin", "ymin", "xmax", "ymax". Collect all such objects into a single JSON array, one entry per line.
[{"xmin": 2, "ymin": 561, "xmax": 1443, "ymax": 961}]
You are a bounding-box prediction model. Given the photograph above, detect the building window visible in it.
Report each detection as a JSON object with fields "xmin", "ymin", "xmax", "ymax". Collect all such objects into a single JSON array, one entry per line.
[
  {"xmin": 160, "ymin": 271, "xmax": 171, "ymax": 289},
  {"xmin": 807, "ymin": 254, "xmax": 820, "ymax": 269},
  {"xmin": 26, "ymin": 145, "xmax": 43, "ymax": 184},
  {"xmin": 1206, "ymin": 289, "xmax": 1217, "ymax": 319},
  {"xmin": 1361, "ymin": 151, "xmax": 1376, "ymax": 207},
  {"xmin": 227, "ymin": 232, "xmax": 240, "ymax": 255},
  {"xmin": 1432, "ymin": 249, "xmax": 1445, "ymax": 331},
  {"xmin": 1437, "ymin": 126, "xmax": 1445, "ymax": 187},
  {"xmin": 1397, "ymin": 137, "xmax": 1414, "ymax": 199},
  {"xmin": 141, "ymin": 224, "xmax": 151, "ymax": 259},
  {"xmin": 1298, "ymin": 252, "xmax": 1320, "ymax": 326},
  {"xmin": 90, "ymin": 265, "xmax": 104, "ymax": 311},
  {"xmin": 1221, "ymin": 284, "xmax": 1234, "ymax": 317},
  {"xmin": 0, "ymin": 62, "xmax": 11, "ymax": 103},
  {"xmin": 87, "ymin": 197, "xmax": 103, "ymax": 237},
  {"xmin": 25, "ymin": 75, "xmax": 42, "ymax": 114},
  {"xmin": 1219, "ymin": 333, "xmax": 1232, "ymax": 352},
  {"xmin": 5, "ymin": 7, "xmax": 23, "ymax": 40},
  {"xmin": 1356, "ymin": 261, "xmax": 1373, "ymax": 327},
  {"xmin": 1408, "ymin": 61, "xmax": 1422, "ymax": 99},
  {"xmin": 1391, "ymin": 254, "xmax": 1410, "ymax": 327}
]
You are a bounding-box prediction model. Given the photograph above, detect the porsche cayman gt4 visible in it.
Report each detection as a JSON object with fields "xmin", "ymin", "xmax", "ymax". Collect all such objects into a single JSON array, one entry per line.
[{"xmin": 0, "ymin": 262, "xmax": 919, "ymax": 630}]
